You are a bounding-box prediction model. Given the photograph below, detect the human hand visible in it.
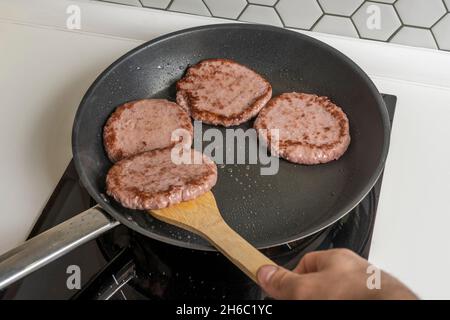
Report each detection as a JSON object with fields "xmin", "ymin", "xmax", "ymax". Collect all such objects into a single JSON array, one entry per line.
[{"xmin": 257, "ymin": 248, "xmax": 417, "ymax": 300}]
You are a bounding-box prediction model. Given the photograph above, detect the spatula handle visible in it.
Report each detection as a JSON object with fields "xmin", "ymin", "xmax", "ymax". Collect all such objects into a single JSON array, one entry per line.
[{"xmin": 200, "ymin": 221, "xmax": 277, "ymax": 283}]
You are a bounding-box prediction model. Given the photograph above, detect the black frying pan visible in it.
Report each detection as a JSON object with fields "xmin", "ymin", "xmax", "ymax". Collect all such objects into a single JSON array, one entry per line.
[
  {"xmin": 0, "ymin": 24, "xmax": 390, "ymax": 288},
  {"xmin": 74, "ymin": 23, "xmax": 390, "ymax": 250}
]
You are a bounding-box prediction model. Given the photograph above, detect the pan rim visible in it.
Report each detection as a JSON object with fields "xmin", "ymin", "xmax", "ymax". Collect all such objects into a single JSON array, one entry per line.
[{"xmin": 72, "ymin": 23, "xmax": 391, "ymax": 251}]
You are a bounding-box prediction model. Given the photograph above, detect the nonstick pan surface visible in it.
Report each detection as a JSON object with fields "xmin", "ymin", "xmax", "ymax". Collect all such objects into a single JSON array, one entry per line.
[{"xmin": 72, "ymin": 24, "xmax": 390, "ymax": 251}]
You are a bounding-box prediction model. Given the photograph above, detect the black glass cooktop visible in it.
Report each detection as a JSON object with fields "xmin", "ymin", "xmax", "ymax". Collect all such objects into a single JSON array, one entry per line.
[{"xmin": 0, "ymin": 94, "xmax": 396, "ymax": 300}]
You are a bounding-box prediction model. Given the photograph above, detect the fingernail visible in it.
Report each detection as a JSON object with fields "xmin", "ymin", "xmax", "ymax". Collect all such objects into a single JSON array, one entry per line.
[{"xmin": 258, "ymin": 265, "xmax": 278, "ymax": 284}]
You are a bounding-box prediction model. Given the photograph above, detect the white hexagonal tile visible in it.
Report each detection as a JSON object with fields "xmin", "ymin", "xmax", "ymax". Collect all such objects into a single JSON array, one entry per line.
[
  {"xmin": 204, "ymin": 0, "xmax": 247, "ymax": 19},
  {"xmin": 312, "ymin": 15, "xmax": 358, "ymax": 38},
  {"xmin": 395, "ymin": 0, "xmax": 446, "ymax": 28},
  {"xmin": 313, "ymin": 15, "xmax": 358, "ymax": 37},
  {"xmin": 103, "ymin": 0, "xmax": 142, "ymax": 6},
  {"xmin": 352, "ymin": 2, "xmax": 401, "ymax": 41},
  {"xmin": 248, "ymin": 0, "xmax": 277, "ymax": 5},
  {"xmin": 276, "ymin": 0, "xmax": 323, "ymax": 29},
  {"xmin": 239, "ymin": 5, "xmax": 283, "ymax": 27},
  {"xmin": 318, "ymin": 0, "xmax": 363, "ymax": 16},
  {"xmin": 169, "ymin": 0, "xmax": 211, "ymax": 16},
  {"xmin": 445, "ymin": 0, "xmax": 450, "ymax": 10},
  {"xmin": 141, "ymin": 0, "xmax": 171, "ymax": 9},
  {"xmin": 374, "ymin": 0, "xmax": 395, "ymax": 3},
  {"xmin": 432, "ymin": 13, "xmax": 450, "ymax": 50},
  {"xmin": 391, "ymin": 27, "xmax": 437, "ymax": 49}
]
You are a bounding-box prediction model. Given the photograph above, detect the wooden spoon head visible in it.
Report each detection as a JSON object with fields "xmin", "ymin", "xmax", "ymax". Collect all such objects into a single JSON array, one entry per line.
[
  {"xmin": 149, "ymin": 191, "xmax": 223, "ymax": 233},
  {"xmin": 149, "ymin": 191, "xmax": 277, "ymax": 283}
]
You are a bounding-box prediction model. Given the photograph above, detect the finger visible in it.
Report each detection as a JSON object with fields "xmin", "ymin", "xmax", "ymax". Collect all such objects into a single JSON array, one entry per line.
[
  {"xmin": 295, "ymin": 251, "xmax": 325, "ymax": 274},
  {"xmin": 257, "ymin": 265, "xmax": 306, "ymax": 300},
  {"xmin": 295, "ymin": 249, "xmax": 357, "ymax": 274}
]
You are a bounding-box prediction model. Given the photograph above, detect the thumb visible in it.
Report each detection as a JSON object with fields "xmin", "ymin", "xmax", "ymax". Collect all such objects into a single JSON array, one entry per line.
[{"xmin": 257, "ymin": 265, "xmax": 305, "ymax": 300}]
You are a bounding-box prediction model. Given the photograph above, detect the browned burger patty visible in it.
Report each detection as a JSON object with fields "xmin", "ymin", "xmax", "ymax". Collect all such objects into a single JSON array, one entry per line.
[
  {"xmin": 176, "ymin": 59, "xmax": 272, "ymax": 126},
  {"xmin": 106, "ymin": 148, "xmax": 217, "ymax": 210},
  {"xmin": 103, "ymin": 99, "xmax": 193, "ymax": 162},
  {"xmin": 254, "ymin": 92, "xmax": 350, "ymax": 165}
]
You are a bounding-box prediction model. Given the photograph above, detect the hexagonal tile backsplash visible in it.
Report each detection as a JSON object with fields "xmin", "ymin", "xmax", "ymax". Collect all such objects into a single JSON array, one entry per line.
[{"xmin": 94, "ymin": 0, "xmax": 450, "ymax": 51}]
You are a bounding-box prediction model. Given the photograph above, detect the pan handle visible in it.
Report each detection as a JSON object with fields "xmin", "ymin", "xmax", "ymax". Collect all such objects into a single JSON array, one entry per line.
[{"xmin": 0, "ymin": 206, "xmax": 119, "ymax": 290}]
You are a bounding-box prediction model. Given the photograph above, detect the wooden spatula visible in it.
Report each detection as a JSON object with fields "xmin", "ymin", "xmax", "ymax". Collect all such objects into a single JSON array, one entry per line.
[{"xmin": 149, "ymin": 191, "xmax": 277, "ymax": 283}]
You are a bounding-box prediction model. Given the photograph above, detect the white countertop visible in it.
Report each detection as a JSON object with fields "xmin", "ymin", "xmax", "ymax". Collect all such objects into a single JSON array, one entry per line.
[{"xmin": 1, "ymin": 0, "xmax": 450, "ymax": 299}]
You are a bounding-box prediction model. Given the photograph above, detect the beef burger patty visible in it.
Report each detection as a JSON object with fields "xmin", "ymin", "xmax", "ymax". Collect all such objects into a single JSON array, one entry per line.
[
  {"xmin": 176, "ymin": 59, "xmax": 272, "ymax": 126},
  {"xmin": 103, "ymin": 99, "xmax": 192, "ymax": 162},
  {"xmin": 254, "ymin": 92, "xmax": 350, "ymax": 165},
  {"xmin": 106, "ymin": 148, "xmax": 217, "ymax": 210}
]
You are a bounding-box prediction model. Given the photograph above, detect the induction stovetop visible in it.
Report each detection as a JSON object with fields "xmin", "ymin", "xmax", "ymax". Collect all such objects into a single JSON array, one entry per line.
[{"xmin": 0, "ymin": 94, "xmax": 396, "ymax": 300}]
